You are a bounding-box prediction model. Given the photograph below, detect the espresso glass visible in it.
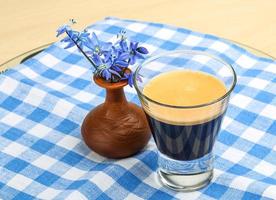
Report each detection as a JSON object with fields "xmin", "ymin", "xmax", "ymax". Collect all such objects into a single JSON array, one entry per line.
[{"xmin": 134, "ymin": 50, "xmax": 236, "ymax": 191}]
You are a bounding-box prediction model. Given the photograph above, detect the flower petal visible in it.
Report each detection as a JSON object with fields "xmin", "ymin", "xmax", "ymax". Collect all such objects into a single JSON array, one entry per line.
[
  {"xmin": 64, "ymin": 42, "xmax": 75, "ymax": 49},
  {"xmin": 109, "ymin": 69, "xmax": 121, "ymax": 78},
  {"xmin": 129, "ymin": 56, "xmax": 136, "ymax": 65},
  {"xmin": 136, "ymin": 47, "xmax": 149, "ymax": 54},
  {"xmin": 118, "ymin": 52, "xmax": 129, "ymax": 60},
  {"xmin": 56, "ymin": 24, "xmax": 70, "ymax": 37},
  {"xmin": 115, "ymin": 60, "xmax": 129, "ymax": 67},
  {"xmin": 92, "ymin": 54, "xmax": 103, "ymax": 66},
  {"xmin": 91, "ymin": 32, "xmax": 99, "ymax": 46},
  {"xmin": 135, "ymin": 52, "xmax": 145, "ymax": 60}
]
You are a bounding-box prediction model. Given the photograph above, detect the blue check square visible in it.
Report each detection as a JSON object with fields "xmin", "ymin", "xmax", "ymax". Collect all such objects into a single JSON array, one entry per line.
[
  {"xmin": 42, "ymin": 69, "xmax": 61, "ymax": 79},
  {"xmin": 228, "ymin": 164, "xmax": 250, "ymax": 175},
  {"xmin": 69, "ymin": 78, "xmax": 90, "ymax": 89},
  {"xmin": 105, "ymin": 25, "xmax": 123, "ymax": 35},
  {"xmin": 244, "ymin": 69, "xmax": 262, "ymax": 77},
  {"xmin": 55, "ymin": 119, "xmax": 78, "ymax": 133},
  {"xmin": 248, "ymin": 144, "xmax": 271, "ymax": 159},
  {"xmin": 5, "ymin": 158, "xmax": 28, "ymax": 173},
  {"xmin": 1, "ymin": 97, "xmax": 21, "ymax": 111},
  {"xmin": 255, "ymin": 91, "xmax": 274, "ymax": 103},
  {"xmin": 36, "ymin": 171, "xmax": 59, "ymax": 186},
  {"xmin": 236, "ymin": 110, "xmax": 258, "ymax": 126},
  {"xmin": 27, "ymin": 108, "xmax": 49, "ymax": 122},
  {"xmin": 63, "ymin": 54, "xmax": 82, "ymax": 64},
  {"xmin": 61, "ymin": 151, "xmax": 83, "ymax": 166},
  {"xmin": 149, "ymin": 190, "xmax": 174, "ymax": 200},
  {"xmin": 205, "ymin": 183, "xmax": 228, "ymax": 199},
  {"xmin": 3, "ymin": 128, "xmax": 24, "ymax": 141},
  {"xmin": 67, "ymin": 180, "xmax": 86, "ymax": 189},
  {"xmin": 13, "ymin": 193, "xmax": 34, "ymax": 200},
  {"xmin": 31, "ymin": 139, "xmax": 54, "ymax": 154},
  {"xmin": 267, "ymin": 122, "xmax": 276, "ymax": 135},
  {"xmin": 96, "ymin": 193, "xmax": 112, "ymax": 200},
  {"xmin": 117, "ymin": 171, "xmax": 141, "ymax": 191},
  {"xmin": 160, "ymin": 41, "xmax": 179, "ymax": 50},
  {"xmin": 218, "ymin": 130, "xmax": 239, "ymax": 145},
  {"xmin": 242, "ymin": 192, "xmax": 262, "ymax": 200}
]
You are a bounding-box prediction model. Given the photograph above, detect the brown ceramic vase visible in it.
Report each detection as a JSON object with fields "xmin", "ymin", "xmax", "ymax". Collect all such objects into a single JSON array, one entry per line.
[{"xmin": 81, "ymin": 72, "xmax": 151, "ymax": 159}]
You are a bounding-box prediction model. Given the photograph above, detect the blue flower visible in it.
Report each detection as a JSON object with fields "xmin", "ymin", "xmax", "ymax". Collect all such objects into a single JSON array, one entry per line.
[
  {"xmin": 86, "ymin": 33, "xmax": 112, "ymax": 55},
  {"xmin": 56, "ymin": 24, "xmax": 71, "ymax": 37},
  {"xmin": 121, "ymin": 71, "xmax": 134, "ymax": 87},
  {"xmin": 61, "ymin": 30, "xmax": 90, "ymax": 49},
  {"xmin": 128, "ymin": 42, "xmax": 149, "ymax": 65},
  {"xmin": 57, "ymin": 24, "xmax": 149, "ymax": 86},
  {"xmin": 93, "ymin": 54, "xmax": 121, "ymax": 81}
]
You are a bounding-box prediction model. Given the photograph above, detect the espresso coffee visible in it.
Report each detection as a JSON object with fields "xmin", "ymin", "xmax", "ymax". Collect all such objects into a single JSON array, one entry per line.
[{"xmin": 143, "ymin": 70, "xmax": 227, "ymax": 161}]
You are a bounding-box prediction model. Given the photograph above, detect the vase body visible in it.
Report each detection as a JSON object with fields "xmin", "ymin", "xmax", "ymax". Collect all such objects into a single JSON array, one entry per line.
[{"xmin": 81, "ymin": 75, "xmax": 151, "ymax": 158}]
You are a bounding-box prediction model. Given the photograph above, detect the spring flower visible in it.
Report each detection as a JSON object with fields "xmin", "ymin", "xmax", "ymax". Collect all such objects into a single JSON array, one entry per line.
[{"xmin": 57, "ymin": 21, "xmax": 149, "ymax": 86}]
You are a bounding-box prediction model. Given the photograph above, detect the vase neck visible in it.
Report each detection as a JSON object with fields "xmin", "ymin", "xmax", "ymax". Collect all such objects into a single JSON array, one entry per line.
[{"xmin": 105, "ymin": 87, "xmax": 127, "ymax": 104}]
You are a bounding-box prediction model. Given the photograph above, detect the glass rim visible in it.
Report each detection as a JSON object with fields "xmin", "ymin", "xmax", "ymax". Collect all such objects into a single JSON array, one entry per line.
[{"xmin": 133, "ymin": 50, "xmax": 237, "ymax": 109}]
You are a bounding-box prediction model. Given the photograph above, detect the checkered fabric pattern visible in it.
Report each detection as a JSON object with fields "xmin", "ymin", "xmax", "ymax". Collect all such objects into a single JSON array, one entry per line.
[{"xmin": 0, "ymin": 17, "xmax": 275, "ymax": 200}]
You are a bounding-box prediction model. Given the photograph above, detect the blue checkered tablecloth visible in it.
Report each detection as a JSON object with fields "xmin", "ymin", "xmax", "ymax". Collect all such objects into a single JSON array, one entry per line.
[{"xmin": 0, "ymin": 17, "xmax": 275, "ymax": 200}]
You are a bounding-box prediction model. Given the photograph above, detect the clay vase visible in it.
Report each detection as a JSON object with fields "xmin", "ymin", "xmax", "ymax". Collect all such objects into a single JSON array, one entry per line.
[{"xmin": 81, "ymin": 74, "xmax": 151, "ymax": 159}]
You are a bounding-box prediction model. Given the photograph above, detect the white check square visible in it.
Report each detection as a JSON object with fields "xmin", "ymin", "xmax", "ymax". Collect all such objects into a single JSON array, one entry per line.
[
  {"xmin": 28, "ymin": 124, "xmax": 52, "ymax": 138},
  {"xmin": 155, "ymin": 28, "xmax": 175, "ymax": 40},
  {"xmin": 0, "ymin": 77, "xmax": 18, "ymax": 95},
  {"xmin": 221, "ymin": 116, "xmax": 232, "ymax": 129},
  {"xmin": 73, "ymin": 91, "xmax": 96, "ymax": 103},
  {"xmin": 57, "ymin": 135, "xmax": 80, "ymax": 150},
  {"xmin": 222, "ymin": 147, "xmax": 246, "ymax": 163},
  {"xmin": 52, "ymin": 99, "xmax": 75, "ymax": 118},
  {"xmin": 2, "ymin": 142, "xmax": 27, "ymax": 157},
  {"xmin": 1, "ymin": 113, "xmax": 24, "ymax": 126},
  {"xmin": 230, "ymin": 176, "xmax": 254, "ymax": 191},
  {"xmin": 24, "ymin": 87, "xmax": 47, "ymax": 107},
  {"xmin": 125, "ymin": 193, "xmax": 144, "ymax": 200},
  {"xmin": 254, "ymin": 160, "xmax": 275, "ymax": 176},
  {"xmin": 32, "ymin": 155, "xmax": 56, "ymax": 170},
  {"xmin": 45, "ymin": 80, "xmax": 65, "ymax": 90},
  {"xmin": 193, "ymin": 54, "xmax": 211, "ymax": 64},
  {"xmin": 38, "ymin": 188, "xmax": 60, "ymax": 199},
  {"xmin": 40, "ymin": 54, "xmax": 60, "ymax": 66},
  {"xmin": 175, "ymin": 191, "xmax": 201, "ymax": 200},
  {"xmin": 90, "ymin": 172, "xmax": 114, "ymax": 191},
  {"xmin": 236, "ymin": 55, "xmax": 256, "ymax": 69},
  {"xmin": 127, "ymin": 23, "xmax": 147, "ymax": 32},
  {"xmin": 7, "ymin": 174, "xmax": 32, "ymax": 190},
  {"xmin": 218, "ymin": 67, "xmax": 234, "ymax": 77},
  {"xmin": 143, "ymin": 44, "xmax": 158, "ymax": 54},
  {"xmin": 248, "ymin": 78, "xmax": 269, "ymax": 89},
  {"xmin": 20, "ymin": 68, "xmax": 38, "ymax": 79},
  {"xmin": 264, "ymin": 63, "xmax": 276, "ymax": 73},
  {"xmin": 64, "ymin": 65, "xmax": 87, "ymax": 78},
  {"xmin": 62, "ymin": 167, "xmax": 86, "ymax": 180},
  {"xmin": 263, "ymin": 185, "xmax": 276, "ymax": 199},
  {"xmin": 260, "ymin": 104, "xmax": 276, "ymax": 120},
  {"xmin": 210, "ymin": 41, "xmax": 229, "ymax": 52},
  {"xmin": 231, "ymin": 94, "xmax": 252, "ymax": 108},
  {"xmin": 116, "ymin": 157, "xmax": 139, "ymax": 170},
  {"xmin": 65, "ymin": 191, "xmax": 87, "ymax": 200},
  {"xmin": 241, "ymin": 127, "xmax": 265, "ymax": 143},
  {"xmin": 182, "ymin": 35, "xmax": 202, "ymax": 46}
]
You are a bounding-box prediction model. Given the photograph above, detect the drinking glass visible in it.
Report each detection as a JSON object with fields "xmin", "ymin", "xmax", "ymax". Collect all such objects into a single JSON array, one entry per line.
[{"xmin": 133, "ymin": 50, "xmax": 236, "ymax": 191}]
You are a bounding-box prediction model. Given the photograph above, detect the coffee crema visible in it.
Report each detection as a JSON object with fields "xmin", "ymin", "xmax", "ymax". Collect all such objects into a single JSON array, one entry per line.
[{"xmin": 142, "ymin": 70, "xmax": 228, "ymax": 160}]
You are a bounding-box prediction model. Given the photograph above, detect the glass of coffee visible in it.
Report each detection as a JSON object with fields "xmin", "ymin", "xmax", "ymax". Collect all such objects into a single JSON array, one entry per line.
[{"xmin": 133, "ymin": 50, "xmax": 236, "ymax": 191}]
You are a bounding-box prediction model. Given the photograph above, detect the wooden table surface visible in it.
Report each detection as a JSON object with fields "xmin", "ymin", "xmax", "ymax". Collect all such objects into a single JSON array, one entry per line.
[{"xmin": 0, "ymin": 0, "xmax": 275, "ymax": 64}]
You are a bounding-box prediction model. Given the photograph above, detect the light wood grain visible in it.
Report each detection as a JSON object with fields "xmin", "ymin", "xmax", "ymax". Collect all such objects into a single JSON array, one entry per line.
[{"xmin": 0, "ymin": 0, "xmax": 275, "ymax": 64}]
